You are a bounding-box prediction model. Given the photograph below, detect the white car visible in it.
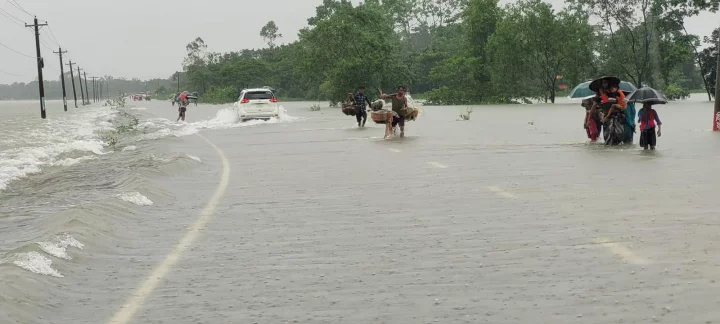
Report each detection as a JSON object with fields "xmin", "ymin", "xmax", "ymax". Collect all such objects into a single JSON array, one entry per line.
[{"xmin": 235, "ymin": 88, "xmax": 280, "ymax": 121}]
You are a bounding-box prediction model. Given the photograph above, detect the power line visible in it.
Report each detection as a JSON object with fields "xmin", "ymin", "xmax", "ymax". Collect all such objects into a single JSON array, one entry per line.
[
  {"xmin": 47, "ymin": 25, "xmax": 60, "ymax": 46},
  {"xmin": 0, "ymin": 7, "xmax": 25, "ymax": 25},
  {"xmin": 6, "ymin": 0, "xmax": 32, "ymax": 17},
  {"xmin": 40, "ymin": 34, "xmax": 55, "ymax": 50},
  {"xmin": 0, "ymin": 39, "xmax": 34, "ymax": 58},
  {"xmin": 0, "ymin": 68, "xmax": 21, "ymax": 76}
]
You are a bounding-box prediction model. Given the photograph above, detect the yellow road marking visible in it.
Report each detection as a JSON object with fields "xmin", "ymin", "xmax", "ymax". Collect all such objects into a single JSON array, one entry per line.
[
  {"xmin": 487, "ymin": 186, "xmax": 515, "ymax": 198},
  {"xmin": 108, "ymin": 134, "xmax": 231, "ymax": 324},
  {"xmin": 594, "ymin": 238, "xmax": 649, "ymax": 265},
  {"xmin": 428, "ymin": 162, "xmax": 448, "ymax": 169}
]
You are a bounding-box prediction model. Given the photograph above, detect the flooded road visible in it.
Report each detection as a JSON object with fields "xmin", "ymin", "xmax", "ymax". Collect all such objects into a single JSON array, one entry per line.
[{"xmin": 2, "ymin": 95, "xmax": 720, "ymax": 323}]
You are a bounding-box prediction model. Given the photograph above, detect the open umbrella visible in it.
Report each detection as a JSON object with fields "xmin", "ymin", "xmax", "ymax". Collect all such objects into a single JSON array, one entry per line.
[
  {"xmin": 589, "ymin": 76, "xmax": 620, "ymax": 92},
  {"xmin": 568, "ymin": 80, "xmax": 637, "ymax": 99},
  {"xmin": 625, "ymin": 87, "xmax": 667, "ymax": 104},
  {"xmin": 568, "ymin": 81, "xmax": 595, "ymax": 99}
]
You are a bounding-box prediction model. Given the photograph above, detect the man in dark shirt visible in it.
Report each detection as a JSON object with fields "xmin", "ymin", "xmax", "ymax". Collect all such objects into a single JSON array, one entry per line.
[{"xmin": 350, "ymin": 86, "xmax": 372, "ymax": 127}]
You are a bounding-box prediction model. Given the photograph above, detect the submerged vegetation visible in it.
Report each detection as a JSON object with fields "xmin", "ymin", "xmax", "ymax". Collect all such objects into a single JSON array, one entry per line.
[{"xmin": 458, "ymin": 107, "xmax": 474, "ymax": 121}]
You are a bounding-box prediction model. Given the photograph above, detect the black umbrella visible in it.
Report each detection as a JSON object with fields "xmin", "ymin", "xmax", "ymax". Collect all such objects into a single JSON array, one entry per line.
[
  {"xmin": 626, "ymin": 87, "xmax": 668, "ymax": 104},
  {"xmin": 589, "ymin": 76, "xmax": 621, "ymax": 92}
]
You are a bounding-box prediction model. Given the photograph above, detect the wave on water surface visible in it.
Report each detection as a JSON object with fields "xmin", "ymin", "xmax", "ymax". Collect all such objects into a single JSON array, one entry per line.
[
  {"xmin": 117, "ymin": 191, "xmax": 154, "ymax": 206},
  {"xmin": 141, "ymin": 106, "xmax": 298, "ymax": 141},
  {"xmin": 11, "ymin": 252, "xmax": 64, "ymax": 278},
  {"xmin": 36, "ymin": 234, "xmax": 84, "ymax": 260},
  {"xmin": 0, "ymin": 106, "xmax": 116, "ymax": 191}
]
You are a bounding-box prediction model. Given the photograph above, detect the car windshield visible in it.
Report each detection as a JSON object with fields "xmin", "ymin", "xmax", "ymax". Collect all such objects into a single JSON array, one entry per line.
[{"xmin": 244, "ymin": 91, "xmax": 274, "ymax": 100}]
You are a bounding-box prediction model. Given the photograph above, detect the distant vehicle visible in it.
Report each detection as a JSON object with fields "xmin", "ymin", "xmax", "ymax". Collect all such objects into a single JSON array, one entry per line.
[
  {"xmin": 144, "ymin": 94, "xmax": 151, "ymax": 101},
  {"xmin": 133, "ymin": 94, "xmax": 143, "ymax": 101},
  {"xmin": 234, "ymin": 88, "xmax": 280, "ymax": 122}
]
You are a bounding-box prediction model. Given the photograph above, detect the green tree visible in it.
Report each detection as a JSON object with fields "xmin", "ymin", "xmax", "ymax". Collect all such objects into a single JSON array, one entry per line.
[
  {"xmin": 299, "ymin": 0, "xmax": 409, "ymax": 101},
  {"xmin": 486, "ymin": 0, "xmax": 594, "ymax": 102},
  {"xmin": 260, "ymin": 21, "xmax": 282, "ymax": 48}
]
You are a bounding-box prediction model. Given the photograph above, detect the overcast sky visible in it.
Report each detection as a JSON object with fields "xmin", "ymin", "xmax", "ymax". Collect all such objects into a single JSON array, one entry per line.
[{"xmin": 0, "ymin": 0, "xmax": 718, "ymax": 84}]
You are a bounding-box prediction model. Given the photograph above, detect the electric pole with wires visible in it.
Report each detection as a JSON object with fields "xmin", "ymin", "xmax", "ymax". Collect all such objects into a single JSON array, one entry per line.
[
  {"xmin": 90, "ymin": 76, "xmax": 98, "ymax": 102},
  {"xmin": 714, "ymin": 28, "xmax": 720, "ymax": 131},
  {"xmin": 66, "ymin": 60, "xmax": 78, "ymax": 108},
  {"xmin": 25, "ymin": 17, "xmax": 48, "ymax": 119},
  {"xmin": 77, "ymin": 67, "xmax": 86, "ymax": 105},
  {"xmin": 83, "ymin": 72, "xmax": 90, "ymax": 105},
  {"xmin": 53, "ymin": 47, "xmax": 68, "ymax": 111}
]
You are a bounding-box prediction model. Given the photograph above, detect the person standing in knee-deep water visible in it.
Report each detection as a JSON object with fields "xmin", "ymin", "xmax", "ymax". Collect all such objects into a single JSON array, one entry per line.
[
  {"xmin": 176, "ymin": 92, "xmax": 189, "ymax": 122},
  {"xmin": 638, "ymin": 103, "xmax": 662, "ymax": 150},
  {"xmin": 379, "ymin": 86, "xmax": 408, "ymax": 138},
  {"xmin": 351, "ymin": 86, "xmax": 372, "ymax": 127}
]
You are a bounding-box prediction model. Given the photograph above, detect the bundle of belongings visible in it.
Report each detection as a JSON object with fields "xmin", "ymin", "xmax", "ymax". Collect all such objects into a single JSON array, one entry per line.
[
  {"xmin": 369, "ymin": 96, "xmax": 421, "ymax": 124},
  {"xmin": 341, "ymin": 102, "xmax": 357, "ymax": 116}
]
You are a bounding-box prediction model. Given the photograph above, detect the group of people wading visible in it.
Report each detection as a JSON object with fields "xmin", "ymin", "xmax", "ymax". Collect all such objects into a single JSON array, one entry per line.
[
  {"xmin": 345, "ymin": 85, "xmax": 414, "ymax": 138},
  {"xmin": 582, "ymin": 77, "xmax": 663, "ymax": 150}
]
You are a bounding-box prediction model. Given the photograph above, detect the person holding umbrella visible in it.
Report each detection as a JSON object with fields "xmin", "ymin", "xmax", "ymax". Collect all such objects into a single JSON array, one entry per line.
[
  {"xmin": 637, "ymin": 103, "xmax": 662, "ymax": 150},
  {"xmin": 588, "ymin": 77, "xmax": 627, "ymax": 145},
  {"xmin": 627, "ymin": 87, "xmax": 667, "ymax": 150}
]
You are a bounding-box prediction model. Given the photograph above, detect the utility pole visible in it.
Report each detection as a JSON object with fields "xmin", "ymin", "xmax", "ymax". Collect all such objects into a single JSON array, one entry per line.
[
  {"xmin": 66, "ymin": 60, "xmax": 78, "ymax": 108},
  {"xmin": 26, "ymin": 17, "xmax": 48, "ymax": 119},
  {"xmin": 83, "ymin": 72, "xmax": 90, "ymax": 105},
  {"xmin": 77, "ymin": 67, "xmax": 85, "ymax": 105},
  {"xmin": 98, "ymin": 80, "xmax": 102, "ymax": 102},
  {"xmin": 91, "ymin": 76, "xmax": 98, "ymax": 103},
  {"xmin": 53, "ymin": 47, "xmax": 68, "ymax": 112},
  {"xmin": 715, "ymin": 35, "xmax": 720, "ymax": 131},
  {"xmin": 176, "ymin": 71, "xmax": 180, "ymax": 92},
  {"xmin": 106, "ymin": 82, "xmax": 109, "ymax": 100}
]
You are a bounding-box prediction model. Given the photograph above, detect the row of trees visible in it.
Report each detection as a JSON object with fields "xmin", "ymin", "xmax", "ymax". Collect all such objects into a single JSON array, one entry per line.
[
  {"xmin": 0, "ymin": 75, "xmax": 179, "ymax": 101},
  {"xmin": 4, "ymin": 0, "xmax": 716, "ymax": 104},
  {"xmin": 180, "ymin": 0, "xmax": 718, "ymax": 105}
]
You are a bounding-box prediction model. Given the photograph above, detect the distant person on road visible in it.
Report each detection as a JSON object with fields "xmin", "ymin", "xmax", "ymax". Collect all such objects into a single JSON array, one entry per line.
[
  {"xmin": 379, "ymin": 86, "xmax": 409, "ymax": 138},
  {"xmin": 177, "ymin": 92, "xmax": 189, "ymax": 122},
  {"xmin": 349, "ymin": 86, "xmax": 372, "ymax": 128},
  {"xmin": 638, "ymin": 103, "xmax": 662, "ymax": 150}
]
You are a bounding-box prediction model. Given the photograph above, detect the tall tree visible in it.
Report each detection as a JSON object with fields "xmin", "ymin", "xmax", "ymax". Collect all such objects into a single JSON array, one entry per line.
[
  {"xmin": 487, "ymin": 0, "xmax": 594, "ymax": 102},
  {"xmin": 260, "ymin": 21, "xmax": 282, "ymax": 48}
]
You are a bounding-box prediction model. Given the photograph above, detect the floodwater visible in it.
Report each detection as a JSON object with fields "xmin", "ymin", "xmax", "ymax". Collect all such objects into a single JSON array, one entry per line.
[{"xmin": 1, "ymin": 94, "xmax": 719, "ymax": 323}]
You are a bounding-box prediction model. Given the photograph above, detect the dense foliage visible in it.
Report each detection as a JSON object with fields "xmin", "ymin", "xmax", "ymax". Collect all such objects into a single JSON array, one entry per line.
[
  {"xmin": 3, "ymin": 0, "xmax": 717, "ymax": 103},
  {"xmin": 178, "ymin": 0, "xmax": 717, "ymax": 104}
]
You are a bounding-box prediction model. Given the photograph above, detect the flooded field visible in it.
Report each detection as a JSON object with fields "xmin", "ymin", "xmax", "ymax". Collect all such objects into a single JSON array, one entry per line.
[{"xmin": 1, "ymin": 94, "xmax": 719, "ymax": 323}]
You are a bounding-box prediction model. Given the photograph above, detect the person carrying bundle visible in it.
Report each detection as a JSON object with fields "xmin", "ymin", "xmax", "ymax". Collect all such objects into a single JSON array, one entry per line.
[
  {"xmin": 379, "ymin": 86, "xmax": 409, "ymax": 138},
  {"xmin": 347, "ymin": 86, "xmax": 372, "ymax": 128}
]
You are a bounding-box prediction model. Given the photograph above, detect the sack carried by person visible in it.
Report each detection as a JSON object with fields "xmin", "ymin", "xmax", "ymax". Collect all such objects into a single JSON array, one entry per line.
[{"xmin": 342, "ymin": 103, "xmax": 357, "ymax": 116}]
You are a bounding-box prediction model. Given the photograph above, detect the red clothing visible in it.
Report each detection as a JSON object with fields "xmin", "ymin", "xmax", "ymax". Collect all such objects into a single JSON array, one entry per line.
[
  {"xmin": 600, "ymin": 90, "xmax": 626, "ymax": 107},
  {"xmin": 586, "ymin": 113, "xmax": 598, "ymax": 141},
  {"xmin": 638, "ymin": 108, "xmax": 661, "ymax": 130}
]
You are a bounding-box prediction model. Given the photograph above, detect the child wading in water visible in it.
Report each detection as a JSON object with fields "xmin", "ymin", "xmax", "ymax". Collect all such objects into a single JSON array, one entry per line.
[{"xmin": 637, "ymin": 103, "xmax": 662, "ymax": 150}]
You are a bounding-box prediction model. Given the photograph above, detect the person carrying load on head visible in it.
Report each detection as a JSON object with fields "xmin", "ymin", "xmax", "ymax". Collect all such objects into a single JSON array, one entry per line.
[
  {"xmin": 348, "ymin": 86, "xmax": 372, "ymax": 128},
  {"xmin": 379, "ymin": 86, "xmax": 408, "ymax": 138}
]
